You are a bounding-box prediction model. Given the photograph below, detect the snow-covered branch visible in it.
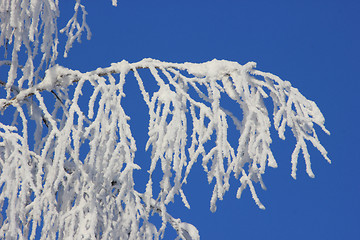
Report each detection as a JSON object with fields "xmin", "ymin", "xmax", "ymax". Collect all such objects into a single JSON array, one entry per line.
[
  {"xmin": 0, "ymin": 0, "xmax": 90, "ymax": 99},
  {"xmin": 0, "ymin": 58, "xmax": 330, "ymax": 239},
  {"xmin": 0, "ymin": 1, "xmax": 330, "ymax": 239}
]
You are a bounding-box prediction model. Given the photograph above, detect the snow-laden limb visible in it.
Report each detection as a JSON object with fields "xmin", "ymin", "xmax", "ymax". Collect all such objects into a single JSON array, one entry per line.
[
  {"xmin": 251, "ymin": 69, "xmax": 331, "ymax": 179},
  {"xmin": 0, "ymin": 58, "xmax": 329, "ymax": 239},
  {"xmin": 1, "ymin": 62, "xmax": 158, "ymax": 239},
  {"xmin": 0, "ymin": 0, "xmax": 90, "ymax": 99}
]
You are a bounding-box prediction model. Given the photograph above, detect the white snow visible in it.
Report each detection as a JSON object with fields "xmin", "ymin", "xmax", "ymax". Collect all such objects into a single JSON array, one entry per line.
[{"xmin": 0, "ymin": 1, "xmax": 330, "ymax": 238}]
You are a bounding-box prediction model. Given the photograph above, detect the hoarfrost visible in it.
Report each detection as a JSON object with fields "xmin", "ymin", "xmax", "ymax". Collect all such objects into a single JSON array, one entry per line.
[
  {"xmin": 0, "ymin": 58, "xmax": 330, "ymax": 239},
  {"xmin": 0, "ymin": 1, "xmax": 330, "ymax": 239}
]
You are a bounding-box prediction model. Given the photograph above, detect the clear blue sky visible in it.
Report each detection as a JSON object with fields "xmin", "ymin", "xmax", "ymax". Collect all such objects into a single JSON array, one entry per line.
[{"xmin": 7, "ymin": 0, "xmax": 360, "ymax": 239}]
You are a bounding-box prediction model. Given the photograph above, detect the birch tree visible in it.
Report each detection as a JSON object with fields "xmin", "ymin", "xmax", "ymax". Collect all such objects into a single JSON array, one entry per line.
[{"xmin": 0, "ymin": 1, "xmax": 330, "ymax": 239}]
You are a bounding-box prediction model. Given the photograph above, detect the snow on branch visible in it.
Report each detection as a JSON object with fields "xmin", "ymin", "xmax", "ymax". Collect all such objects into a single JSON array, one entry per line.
[
  {"xmin": 0, "ymin": 58, "xmax": 329, "ymax": 239},
  {"xmin": 0, "ymin": 0, "xmax": 90, "ymax": 99}
]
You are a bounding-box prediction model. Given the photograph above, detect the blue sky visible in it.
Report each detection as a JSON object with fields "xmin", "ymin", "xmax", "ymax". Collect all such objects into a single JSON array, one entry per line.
[
  {"xmin": 56, "ymin": 0, "xmax": 360, "ymax": 239},
  {"xmin": 2, "ymin": 0, "xmax": 359, "ymax": 239}
]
